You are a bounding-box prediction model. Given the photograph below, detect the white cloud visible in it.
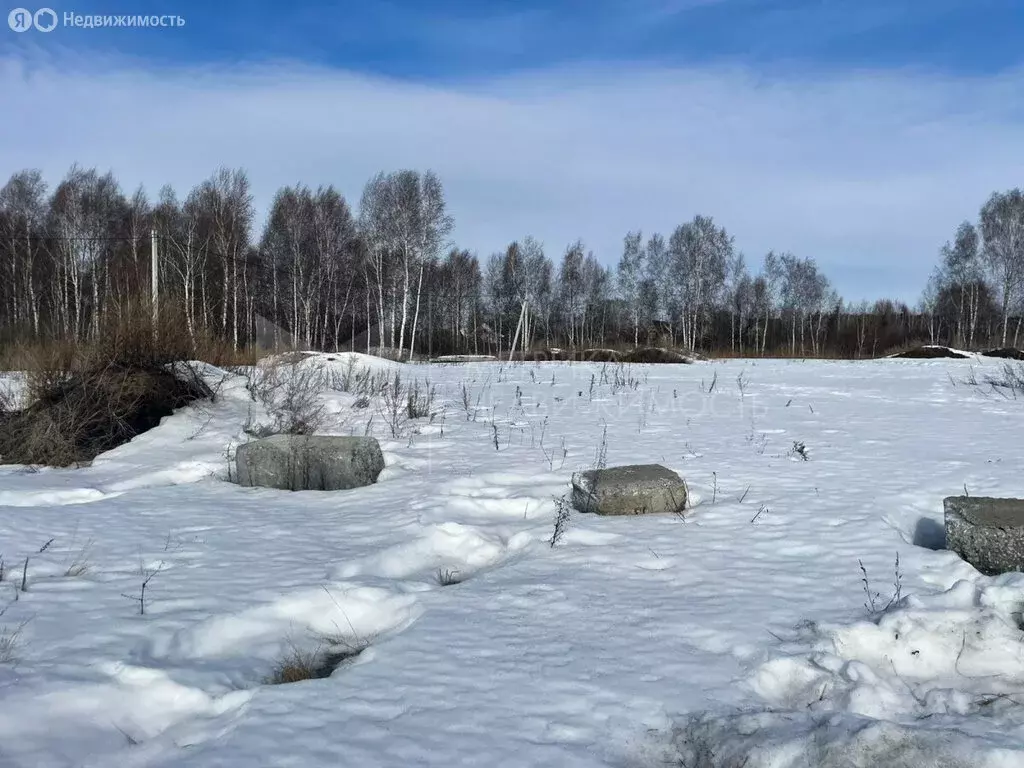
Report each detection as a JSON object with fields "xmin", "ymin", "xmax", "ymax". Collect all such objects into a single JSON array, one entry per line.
[{"xmin": 2, "ymin": 50, "xmax": 1022, "ymax": 301}]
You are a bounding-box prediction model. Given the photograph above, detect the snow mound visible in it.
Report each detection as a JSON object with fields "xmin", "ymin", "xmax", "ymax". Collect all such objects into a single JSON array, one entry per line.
[
  {"xmin": 294, "ymin": 350, "xmax": 404, "ymax": 376},
  {"xmin": 0, "ymin": 486, "xmax": 116, "ymax": 507},
  {"xmin": 670, "ymin": 709, "xmax": 1022, "ymax": 768},
  {"xmin": 149, "ymin": 584, "xmax": 422, "ymax": 665},
  {"xmin": 0, "ymin": 668, "xmax": 252, "ymax": 767},
  {"xmin": 734, "ymin": 575, "xmax": 1024, "ymax": 765},
  {"xmin": 331, "ymin": 522, "xmax": 534, "ymax": 581}
]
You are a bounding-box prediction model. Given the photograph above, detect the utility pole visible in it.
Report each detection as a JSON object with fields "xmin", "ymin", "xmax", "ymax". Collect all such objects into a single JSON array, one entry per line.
[
  {"xmin": 508, "ymin": 300, "xmax": 527, "ymax": 363},
  {"xmin": 151, "ymin": 229, "xmax": 159, "ymax": 336}
]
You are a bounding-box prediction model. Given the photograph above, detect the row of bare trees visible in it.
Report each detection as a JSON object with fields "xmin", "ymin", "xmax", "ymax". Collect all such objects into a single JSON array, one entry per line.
[
  {"xmin": 924, "ymin": 189, "xmax": 1024, "ymax": 348},
  {"xmin": 1, "ymin": 164, "xmax": 1022, "ymax": 358}
]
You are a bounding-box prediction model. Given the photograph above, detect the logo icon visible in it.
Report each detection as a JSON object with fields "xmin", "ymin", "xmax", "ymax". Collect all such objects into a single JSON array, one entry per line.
[
  {"xmin": 33, "ymin": 7, "xmax": 56, "ymax": 31},
  {"xmin": 8, "ymin": 6, "xmax": 56, "ymax": 31},
  {"xmin": 8, "ymin": 7, "xmax": 33, "ymax": 31}
]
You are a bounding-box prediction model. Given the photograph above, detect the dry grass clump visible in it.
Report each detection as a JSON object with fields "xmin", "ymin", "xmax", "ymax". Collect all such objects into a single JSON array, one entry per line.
[{"xmin": 266, "ymin": 637, "xmax": 367, "ymax": 685}]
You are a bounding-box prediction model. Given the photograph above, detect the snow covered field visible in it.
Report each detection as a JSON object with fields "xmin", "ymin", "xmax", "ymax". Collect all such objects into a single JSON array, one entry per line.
[{"xmin": 1, "ymin": 353, "xmax": 1023, "ymax": 767}]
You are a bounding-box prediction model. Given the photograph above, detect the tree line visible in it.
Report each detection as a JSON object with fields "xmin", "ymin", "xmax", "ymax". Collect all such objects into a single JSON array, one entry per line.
[{"xmin": 1, "ymin": 165, "xmax": 1022, "ymax": 358}]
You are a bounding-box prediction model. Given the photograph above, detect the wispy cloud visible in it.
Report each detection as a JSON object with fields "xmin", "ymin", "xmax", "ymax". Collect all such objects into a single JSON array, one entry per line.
[{"xmin": 1, "ymin": 51, "xmax": 1022, "ymax": 301}]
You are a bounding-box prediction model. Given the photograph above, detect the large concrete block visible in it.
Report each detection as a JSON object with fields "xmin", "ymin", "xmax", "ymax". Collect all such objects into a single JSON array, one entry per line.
[
  {"xmin": 572, "ymin": 464, "xmax": 688, "ymax": 516},
  {"xmin": 236, "ymin": 435, "xmax": 384, "ymax": 492},
  {"xmin": 944, "ymin": 496, "xmax": 1024, "ymax": 575}
]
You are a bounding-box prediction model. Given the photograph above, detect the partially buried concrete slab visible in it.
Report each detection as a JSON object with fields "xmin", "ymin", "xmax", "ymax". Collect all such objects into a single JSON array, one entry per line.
[
  {"xmin": 572, "ymin": 464, "xmax": 688, "ymax": 516},
  {"xmin": 944, "ymin": 496, "xmax": 1024, "ymax": 575},
  {"xmin": 236, "ymin": 435, "xmax": 385, "ymax": 492}
]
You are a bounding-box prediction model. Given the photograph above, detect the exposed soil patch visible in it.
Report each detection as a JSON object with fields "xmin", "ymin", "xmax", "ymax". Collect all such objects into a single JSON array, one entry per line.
[
  {"xmin": 891, "ymin": 346, "xmax": 968, "ymax": 359},
  {"xmin": 982, "ymin": 347, "xmax": 1024, "ymax": 360}
]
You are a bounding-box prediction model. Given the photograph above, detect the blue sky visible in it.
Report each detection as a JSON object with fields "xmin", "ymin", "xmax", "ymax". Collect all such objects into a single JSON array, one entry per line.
[
  {"xmin": 10, "ymin": 0, "xmax": 1024, "ymax": 77},
  {"xmin": 3, "ymin": 1, "xmax": 1024, "ymax": 302}
]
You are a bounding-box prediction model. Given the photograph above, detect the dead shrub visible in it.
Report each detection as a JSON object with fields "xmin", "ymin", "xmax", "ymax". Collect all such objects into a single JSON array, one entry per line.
[
  {"xmin": 985, "ymin": 362, "xmax": 1024, "ymax": 398},
  {"xmin": 245, "ymin": 363, "xmax": 285, "ymax": 404},
  {"xmin": 275, "ymin": 364, "xmax": 327, "ymax": 434},
  {"xmin": 245, "ymin": 360, "xmax": 327, "ymax": 436},
  {"xmin": 0, "ymin": 380, "xmax": 14, "ymax": 435},
  {"xmin": 550, "ymin": 495, "xmax": 572, "ymax": 547},
  {"xmin": 329, "ymin": 356, "xmax": 360, "ymax": 392},
  {"xmin": 327, "ymin": 359, "xmax": 391, "ymax": 402},
  {"xmin": 0, "ymin": 308, "xmax": 214, "ymax": 467},
  {"xmin": 378, "ymin": 371, "xmax": 408, "ymax": 437},
  {"xmin": 406, "ymin": 379, "xmax": 436, "ymax": 420},
  {"xmin": 0, "ymin": 362, "xmax": 210, "ymax": 466},
  {"xmin": 860, "ymin": 554, "xmax": 904, "ymax": 618}
]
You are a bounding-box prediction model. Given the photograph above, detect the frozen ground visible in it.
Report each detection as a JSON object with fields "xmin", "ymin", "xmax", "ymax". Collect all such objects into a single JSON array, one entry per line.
[{"xmin": 1, "ymin": 353, "xmax": 1023, "ymax": 767}]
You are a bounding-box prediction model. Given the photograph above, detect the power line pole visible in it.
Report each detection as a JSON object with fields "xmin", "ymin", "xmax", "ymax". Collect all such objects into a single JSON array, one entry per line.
[
  {"xmin": 508, "ymin": 300, "xmax": 526, "ymax": 363},
  {"xmin": 151, "ymin": 229, "xmax": 159, "ymax": 335}
]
